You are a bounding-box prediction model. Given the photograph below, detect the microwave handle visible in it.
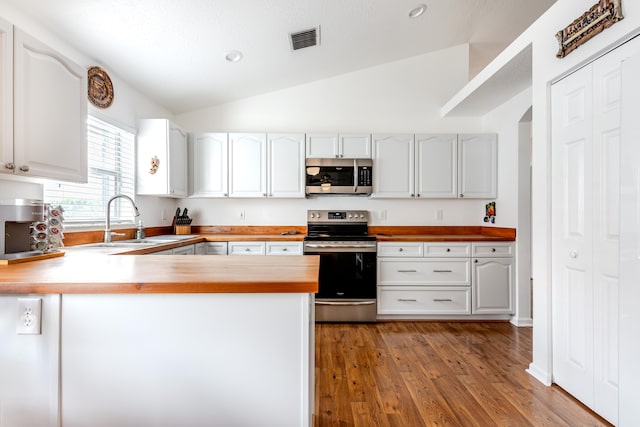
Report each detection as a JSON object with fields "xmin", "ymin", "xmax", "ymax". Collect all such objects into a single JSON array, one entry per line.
[{"xmin": 353, "ymin": 159, "xmax": 358, "ymax": 193}]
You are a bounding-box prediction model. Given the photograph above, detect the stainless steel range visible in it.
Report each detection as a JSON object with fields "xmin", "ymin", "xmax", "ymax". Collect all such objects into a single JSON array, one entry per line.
[{"xmin": 303, "ymin": 210, "xmax": 377, "ymax": 322}]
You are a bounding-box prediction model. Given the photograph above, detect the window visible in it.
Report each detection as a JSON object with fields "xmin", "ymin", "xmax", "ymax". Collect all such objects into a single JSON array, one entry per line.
[{"xmin": 44, "ymin": 115, "xmax": 136, "ymax": 227}]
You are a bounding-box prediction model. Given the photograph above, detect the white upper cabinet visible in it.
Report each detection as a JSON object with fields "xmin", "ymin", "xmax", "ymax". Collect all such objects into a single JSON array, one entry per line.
[
  {"xmin": 372, "ymin": 134, "xmax": 415, "ymax": 198},
  {"xmin": 415, "ymin": 134, "xmax": 458, "ymax": 198},
  {"xmin": 229, "ymin": 133, "xmax": 267, "ymax": 197},
  {"xmin": 9, "ymin": 28, "xmax": 87, "ymax": 182},
  {"xmin": 306, "ymin": 133, "xmax": 371, "ymax": 158},
  {"xmin": 458, "ymin": 134, "xmax": 497, "ymax": 198},
  {"xmin": 136, "ymin": 119, "xmax": 188, "ymax": 197},
  {"xmin": 268, "ymin": 133, "xmax": 305, "ymax": 198},
  {"xmin": 189, "ymin": 133, "xmax": 228, "ymax": 197},
  {"xmin": 0, "ymin": 18, "xmax": 12, "ymax": 174}
]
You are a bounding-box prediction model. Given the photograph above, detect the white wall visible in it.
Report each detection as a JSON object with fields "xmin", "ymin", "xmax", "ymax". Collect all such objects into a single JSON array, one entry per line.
[
  {"xmin": 521, "ymin": 0, "xmax": 640, "ymax": 387},
  {"xmin": 176, "ymin": 44, "xmax": 520, "ymax": 227}
]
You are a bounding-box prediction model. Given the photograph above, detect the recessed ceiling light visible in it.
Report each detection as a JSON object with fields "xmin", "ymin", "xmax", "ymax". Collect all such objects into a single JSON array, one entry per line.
[
  {"xmin": 225, "ymin": 51, "xmax": 243, "ymax": 63},
  {"xmin": 409, "ymin": 4, "xmax": 427, "ymax": 19}
]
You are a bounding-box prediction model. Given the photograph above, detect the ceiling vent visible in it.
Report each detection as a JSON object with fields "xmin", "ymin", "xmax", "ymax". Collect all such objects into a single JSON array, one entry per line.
[{"xmin": 289, "ymin": 27, "xmax": 320, "ymax": 51}]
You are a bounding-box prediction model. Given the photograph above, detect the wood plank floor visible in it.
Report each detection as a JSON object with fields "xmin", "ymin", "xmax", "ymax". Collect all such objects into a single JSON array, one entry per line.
[{"xmin": 314, "ymin": 322, "xmax": 612, "ymax": 427}]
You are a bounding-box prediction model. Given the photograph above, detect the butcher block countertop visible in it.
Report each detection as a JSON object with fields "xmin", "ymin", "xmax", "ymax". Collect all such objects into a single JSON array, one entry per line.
[{"xmin": 0, "ymin": 253, "xmax": 319, "ymax": 295}]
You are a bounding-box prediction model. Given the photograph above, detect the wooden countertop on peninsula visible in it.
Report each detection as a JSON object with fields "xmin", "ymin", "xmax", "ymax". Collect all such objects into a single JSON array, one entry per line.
[{"xmin": 0, "ymin": 254, "xmax": 319, "ymax": 295}]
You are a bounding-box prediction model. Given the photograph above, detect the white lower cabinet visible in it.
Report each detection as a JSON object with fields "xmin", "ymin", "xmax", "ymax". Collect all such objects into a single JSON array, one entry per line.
[
  {"xmin": 171, "ymin": 244, "xmax": 195, "ymax": 255},
  {"xmin": 195, "ymin": 242, "xmax": 228, "ymax": 255},
  {"xmin": 377, "ymin": 241, "xmax": 514, "ymax": 318}
]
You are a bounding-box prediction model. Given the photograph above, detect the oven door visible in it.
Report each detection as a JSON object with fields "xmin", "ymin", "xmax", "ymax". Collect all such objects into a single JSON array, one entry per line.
[{"xmin": 304, "ymin": 248, "xmax": 377, "ymax": 322}]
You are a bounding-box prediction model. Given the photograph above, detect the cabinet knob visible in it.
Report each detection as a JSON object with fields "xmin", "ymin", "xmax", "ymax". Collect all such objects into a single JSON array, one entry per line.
[
  {"xmin": 569, "ymin": 251, "xmax": 578, "ymax": 258},
  {"xmin": 19, "ymin": 165, "xmax": 29, "ymax": 172},
  {"xmin": 398, "ymin": 248, "xmax": 404, "ymax": 252},
  {"xmin": 282, "ymin": 248, "xmax": 288, "ymax": 251},
  {"xmin": 245, "ymin": 248, "xmax": 250, "ymax": 252},
  {"xmin": 474, "ymin": 259, "xmax": 478, "ymax": 263},
  {"xmin": 459, "ymin": 194, "xmax": 464, "ymax": 198},
  {"xmin": 410, "ymin": 194, "xmax": 415, "ymax": 197},
  {"xmin": 416, "ymin": 194, "xmax": 421, "ymax": 197},
  {"xmin": 4, "ymin": 162, "xmax": 15, "ymax": 170},
  {"xmin": 446, "ymin": 248, "xmax": 451, "ymax": 252},
  {"xmin": 263, "ymin": 193, "xmax": 267, "ymax": 197},
  {"xmin": 491, "ymin": 248, "xmax": 496, "ymax": 252}
]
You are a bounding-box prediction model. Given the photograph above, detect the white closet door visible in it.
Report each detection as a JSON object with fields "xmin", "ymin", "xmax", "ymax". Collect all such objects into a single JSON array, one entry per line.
[
  {"xmin": 591, "ymin": 48, "xmax": 623, "ymax": 424},
  {"xmin": 620, "ymin": 49, "xmax": 640, "ymax": 427},
  {"xmin": 551, "ymin": 64, "xmax": 595, "ymax": 408}
]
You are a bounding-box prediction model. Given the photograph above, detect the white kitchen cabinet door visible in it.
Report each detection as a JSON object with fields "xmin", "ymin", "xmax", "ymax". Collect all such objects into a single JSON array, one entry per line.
[
  {"xmin": 13, "ymin": 29, "xmax": 87, "ymax": 183},
  {"xmin": 229, "ymin": 133, "xmax": 266, "ymax": 197},
  {"xmin": 189, "ymin": 133, "xmax": 228, "ymax": 197},
  {"xmin": 471, "ymin": 257, "xmax": 513, "ymax": 314},
  {"xmin": 168, "ymin": 125, "xmax": 188, "ymax": 197},
  {"xmin": 172, "ymin": 244, "xmax": 195, "ymax": 255},
  {"xmin": 266, "ymin": 242, "xmax": 303, "ymax": 255},
  {"xmin": 457, "ymin": 134, "xmax": 497, "ymax": 198},
  {"xmin": 415, "ymin": 134, "xmax": 457, "ymax": 198},
  {"xmin": 305, "ymin": 133, "xmax": 338, "ymax": 158},
  {"xmin": 137, "ymin": 119, "xmax": 187, "ymax": 197},
  {"xmin": 0, "ymin": 18, "xmax": 12, "ymax": 176},
  {"xmin": 372, "ymin": 134, "xmax": 414, "ymax": 198},
  {"xmin": 339, "ymin": 134, "xmax": 371, "ymax": 158},
  {"xmin": 268, "ymin": 133, "xmax": 305, "ymax": 198}
]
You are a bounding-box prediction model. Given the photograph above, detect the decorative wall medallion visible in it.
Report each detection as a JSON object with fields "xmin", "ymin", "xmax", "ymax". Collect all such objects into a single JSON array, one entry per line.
[
  {"xmin": 87, "ymin": 66, "xmax": 114, "ymax": 108},
  {"xmin": 555, "ymin": 0, "xmax": 624, "ymax": 58},
  {"xmin": 149, "ymin": 156, "xmax": 159, "ymax": 174}
]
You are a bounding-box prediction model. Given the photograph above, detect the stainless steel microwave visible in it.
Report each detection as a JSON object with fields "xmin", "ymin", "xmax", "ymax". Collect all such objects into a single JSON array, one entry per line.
[{"xmin": 305, "ymin": 158, "xmax": 373, "ymax": 196}]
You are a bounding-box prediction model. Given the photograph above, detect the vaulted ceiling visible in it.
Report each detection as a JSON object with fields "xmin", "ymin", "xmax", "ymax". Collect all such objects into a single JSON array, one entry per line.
[{"xmin": 4, "ymin": 0, "xmax": 556, "ymax": 113}]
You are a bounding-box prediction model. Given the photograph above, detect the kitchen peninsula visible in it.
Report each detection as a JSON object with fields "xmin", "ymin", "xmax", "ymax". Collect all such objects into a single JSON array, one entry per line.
[{"xmin": 0, "ymin": 251, "xmax": 318, "ymax": 427}]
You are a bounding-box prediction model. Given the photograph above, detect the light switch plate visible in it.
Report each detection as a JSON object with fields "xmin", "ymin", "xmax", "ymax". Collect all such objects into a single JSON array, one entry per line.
[{"xmin": 16, "ymin": 298, "xmax": 42, "ymax": 335}]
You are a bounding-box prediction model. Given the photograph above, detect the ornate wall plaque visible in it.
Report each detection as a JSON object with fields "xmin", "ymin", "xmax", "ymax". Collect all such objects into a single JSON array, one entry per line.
[
  {"xmin": 555, "ymin": 0, "xmax": 624, "ymax": 58},
  {"xmin": 87, "ymin": 66, "xmax": 114, "ymax": 108}
]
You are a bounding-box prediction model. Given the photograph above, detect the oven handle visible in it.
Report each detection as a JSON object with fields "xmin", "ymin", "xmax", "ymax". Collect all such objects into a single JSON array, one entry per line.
[
  {"xmin": 304, "ymin": 244, "xmax": 376, "ymax": 249},
  {"xmin": 315, "ymin": 301, "xmax": 376, "ymax": 306}
]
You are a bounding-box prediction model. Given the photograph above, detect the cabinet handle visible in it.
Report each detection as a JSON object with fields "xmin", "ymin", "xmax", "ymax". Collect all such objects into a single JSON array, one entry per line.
[
  {"xmin": 398, "ymin": 248, "xmax": 404, "ymax": 252},
  {"xmin": 4, "ymin": 162, "xmax": 15, "ymax": 170},
  {"xmin": 410, "ymin": 194, "xmax": 415, "ymax": 197},
  {"xmin": 398, "ymin": 298, "xmax": 417, "ymax": 302},
  {"xmin": 245, "ymin": 248, "xmax": 251, "ymax": 252},
  {"xmin": 224, "ymin": 193, "xmax": 228, "ymax": 197},
  {"xmin": 459, "ymin": 193, "xmax": 464, "ymax": 197},
  {"xmin": 433, "ymin": 269, "xmax": 453, "ymax": 273},
  {"xmin": 19, "ymin": 165, "xmax": 29, "ymax": 172},
  {"xmin": 282, "ymin": 248, "xmax": 288, "ymax": 251},
  {"xmin": 416, "ymin": 194, "xmax": 420, "ymax": 197},
  {"xmin": 398, "ymin": 269, "xmax": 417, "ymax": 273},
  {"xmin": 433, "ymin": 298, "xmax": 453, "ymax": 302}
]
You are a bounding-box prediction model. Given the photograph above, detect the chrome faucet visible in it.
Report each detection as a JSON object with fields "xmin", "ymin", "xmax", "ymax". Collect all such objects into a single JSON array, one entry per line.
[{"xmin": 104, "ymin": 195, "xmax": 140, "ymax": 243}]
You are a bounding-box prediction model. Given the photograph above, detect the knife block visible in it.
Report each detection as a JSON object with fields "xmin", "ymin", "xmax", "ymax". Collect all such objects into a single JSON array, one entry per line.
[{"xmin": 175, "ymin": 225, "xmax": 191, "ymax": 235}]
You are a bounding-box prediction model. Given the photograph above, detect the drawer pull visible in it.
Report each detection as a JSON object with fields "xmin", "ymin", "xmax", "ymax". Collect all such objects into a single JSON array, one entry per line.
[
  {"xmin": 492, "ymin": 248, "xmax": 496, "ymax": 252},
  {"xmin": 433, "ymin": 269, "xmax": 453, "ymax": 273},
  {"xmin": 398, "ymin": 298, "xmax": 417, "ymax": 302},
  {"xmin": 397, "ymin": 269, "xmax": 417, "ymax": 273},
  {"xmin": 433, "ymin": 298, "xmax": 453, "ymax": 302},
  {"xmin": 398, "ymin": 248, "xmax": 404, "ymax": 252},
  {"xmin": 446, "ymin": 248, "xmax": 451, "ymax": 252}
]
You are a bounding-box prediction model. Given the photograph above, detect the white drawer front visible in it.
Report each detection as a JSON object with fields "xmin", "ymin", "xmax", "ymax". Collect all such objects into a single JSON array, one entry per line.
[
  {"xmin": 196, "ymin": 242, "xmax": 228, "ymax": 255},
  {"xmin": 266, "ymin": 242, "xmax": 302, "ymax": 255},
  {"xmin": 377, "ymin": 242, "xmax": 423, "ymax": 257},
  {"xmin": 423, "ymin": 242, "xmax": 471, "ymax": 257},
  {"xmin": 228, "ymin": 242, "xmax": 266, "ymax": 255},
  {"xmin": 471, "ymin": 242, "xmax": 514, "ymax": 257},
  {"xmin": 378, "ymin": 287, "xmax": 471, "ymax": 315},
  {"xmin": 378, "ymin": 259, "xmax": 470, "ymax": 285}
]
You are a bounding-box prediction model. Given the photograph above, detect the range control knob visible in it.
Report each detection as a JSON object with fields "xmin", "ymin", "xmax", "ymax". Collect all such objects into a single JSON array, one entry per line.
[{"xmin": 348, "ymin": 213, "xmax": 353, "ymax": 218}]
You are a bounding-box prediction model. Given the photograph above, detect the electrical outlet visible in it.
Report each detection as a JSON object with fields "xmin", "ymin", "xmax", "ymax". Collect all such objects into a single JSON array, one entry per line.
[
  {"xmin": 240, "ymin": 210, "xmax": 246, "ymax": 220},
  {"xmin": 161, "ymin": 208, "xmax": 167, "ymax": 221},
  {"xmin": 436, "ymin": 209, "xmax": 444, "ymax": 221},
  {"xmin": 16, "ymin": 298, "xmax": 42, "ymax": 335}
]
